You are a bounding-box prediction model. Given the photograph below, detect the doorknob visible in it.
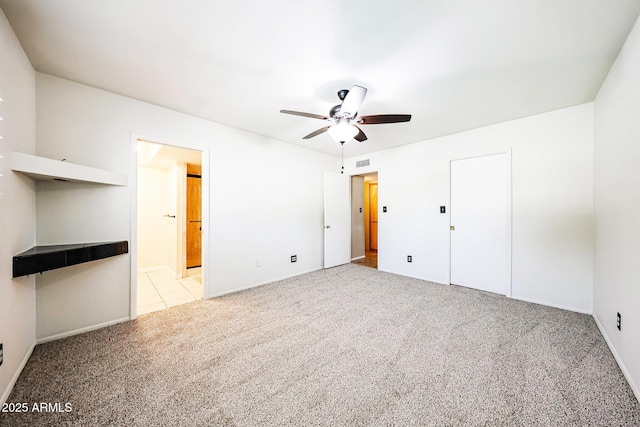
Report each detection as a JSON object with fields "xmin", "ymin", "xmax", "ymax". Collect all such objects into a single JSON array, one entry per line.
[{"xmin": 325, "ymin": 225, "xmax": 331, "ymax": 229}]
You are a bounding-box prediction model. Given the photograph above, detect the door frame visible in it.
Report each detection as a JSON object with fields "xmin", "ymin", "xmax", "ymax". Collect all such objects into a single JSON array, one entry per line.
[
  {"xmin": 349, "ymin": 171, "xmax": 379, "ymax": 263},
  {"xmin": 129, "ymin": 133, "xmax": 211, "ymax": 319},
  {"xmin": 449, "ymin": 150, "xmax": 512, "ymax": 297},
  {"xmin": 350, "ymin": 175, "xmax": 366, "ymax": 261}
]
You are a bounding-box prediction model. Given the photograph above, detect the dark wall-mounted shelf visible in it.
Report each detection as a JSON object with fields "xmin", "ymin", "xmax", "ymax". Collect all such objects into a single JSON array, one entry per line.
[{"xmin": 13, "ymin": 241, "xmax": 129, "ymax": 278}]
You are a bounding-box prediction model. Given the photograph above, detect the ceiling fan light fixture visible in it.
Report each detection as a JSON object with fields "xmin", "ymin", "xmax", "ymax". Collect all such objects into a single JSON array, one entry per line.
[
  {"xmin": 280, "ymin": 84, "xmax": 410, "ymax": 144},
  {"xmin": 328, "ymin": 121, "xmax": 358, "ymax": 143}
]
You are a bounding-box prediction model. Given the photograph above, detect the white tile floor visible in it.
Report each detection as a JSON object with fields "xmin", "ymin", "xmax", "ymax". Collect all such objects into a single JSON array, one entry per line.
[{"xmin": 137, "ymin": 267, "xmax": 203, "ymax": 315}]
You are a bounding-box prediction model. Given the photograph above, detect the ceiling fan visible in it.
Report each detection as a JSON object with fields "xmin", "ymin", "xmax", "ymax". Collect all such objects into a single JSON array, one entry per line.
[{"xmin": 280, "ymin": 85, "xmax": 411, "ymax": 144}]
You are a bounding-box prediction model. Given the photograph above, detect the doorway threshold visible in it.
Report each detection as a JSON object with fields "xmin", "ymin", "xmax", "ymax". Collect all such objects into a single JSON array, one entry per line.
[{"xmin": 351, "ymin": 251, "xmax": 377, "ymax": 269}]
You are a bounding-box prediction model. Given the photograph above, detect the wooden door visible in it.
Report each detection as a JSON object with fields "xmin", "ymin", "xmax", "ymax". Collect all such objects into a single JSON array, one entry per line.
[
  {"xmin": 369, "ymin": 182, "xmax": 378, "ymax": 252},
  {"xmin": 186, "ymin": 165, "xmax": 202, "ymax": 268}
]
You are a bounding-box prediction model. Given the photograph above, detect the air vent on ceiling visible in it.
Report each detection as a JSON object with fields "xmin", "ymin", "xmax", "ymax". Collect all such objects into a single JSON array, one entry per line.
[{"xmin": 356, "ymin": 159, "xmax": 370, "ymax": 168}]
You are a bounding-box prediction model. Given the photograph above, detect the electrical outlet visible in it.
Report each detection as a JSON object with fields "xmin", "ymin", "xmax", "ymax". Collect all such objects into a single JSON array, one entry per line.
[
  {"xmin": 0, "ymin": 343, "xmax": 3, "ymax": 366},
  {"xmin": 407, "ymin": 255, "xmax": 412, "ymax": 263},
  {"xmin": 617, "ymin": 312, "xmax": 621, "ymax": 331},
  {"xmin": 291, "ymin": 255, "xmax": 297, "ymax": 263}
]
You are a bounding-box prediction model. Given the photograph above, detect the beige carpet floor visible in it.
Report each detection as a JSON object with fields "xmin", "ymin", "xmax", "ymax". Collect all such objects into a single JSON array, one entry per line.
[{"xmin": 1, "ymin": 264, "xmax": 639, "ymax": 426}]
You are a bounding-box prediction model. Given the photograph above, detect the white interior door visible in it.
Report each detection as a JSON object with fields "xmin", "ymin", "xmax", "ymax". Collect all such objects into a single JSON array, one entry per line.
[
  {"xmin": 324, "ymin": 171, "xmax": 351, "ymax": 268},
  {"xmin": 450, "ymin": 153, "xmax": 508, "ymax": 294}
]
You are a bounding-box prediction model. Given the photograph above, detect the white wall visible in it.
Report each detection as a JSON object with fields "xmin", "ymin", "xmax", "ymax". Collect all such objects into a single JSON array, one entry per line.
[
  {"xmin": 137, "ymin": 164, "xmax": 178, "ymax": 273},
  {"xmin": 346, "ymin": 103, "xmax": 594, "ymax": 313},
  {"xmin": 35, "ymin": 73, "xmax": 340, "ymax": 340},
  {"xmin": 593, "ymin": 14, "xmax": 640, "ymax": 401},
  {"xmin": 0, "ymin": 9, "xmax": 36, "ymax": 403}
]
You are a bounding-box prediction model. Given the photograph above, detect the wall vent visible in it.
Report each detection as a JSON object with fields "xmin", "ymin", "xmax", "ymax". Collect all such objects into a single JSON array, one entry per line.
[{"xmin": 356, "ymin": 159, "xmax": 370, "ymax": 168}]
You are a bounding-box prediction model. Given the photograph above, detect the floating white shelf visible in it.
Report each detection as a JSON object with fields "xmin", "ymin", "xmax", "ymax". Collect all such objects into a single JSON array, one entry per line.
[{"xmin": 10, "ymin": 152, "xmax": 128, "ymax": 186}]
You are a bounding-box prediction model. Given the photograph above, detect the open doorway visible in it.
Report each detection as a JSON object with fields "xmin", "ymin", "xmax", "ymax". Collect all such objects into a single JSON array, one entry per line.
[
  {"xmin": 136, "ymin": 139, "xmax": 204, "ymax": 315},
  {"xmin": 351, "ymin": 172, "xmax": 378, "ymax": 269}
]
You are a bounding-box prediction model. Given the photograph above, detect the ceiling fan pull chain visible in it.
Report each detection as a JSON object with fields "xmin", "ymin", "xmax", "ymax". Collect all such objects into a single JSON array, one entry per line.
[{"xmin": 341, "ymin": 142, "xmax": 345, "ymax": 174}]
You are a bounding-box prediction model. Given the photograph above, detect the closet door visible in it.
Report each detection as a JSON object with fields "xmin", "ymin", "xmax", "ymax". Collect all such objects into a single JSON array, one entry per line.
[{"xmin": 450, "ymin": 153, "xmax": 507, "ymax": 295}]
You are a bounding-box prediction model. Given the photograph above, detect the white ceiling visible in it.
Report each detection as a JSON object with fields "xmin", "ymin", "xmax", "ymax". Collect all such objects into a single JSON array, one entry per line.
[
  {"xmin": 2, "ymin": 1, "xmax": 639, "ymax": 157},
  {"xmin": 137, "ymin": 140, "xmax": 202, "ymax": 169}
]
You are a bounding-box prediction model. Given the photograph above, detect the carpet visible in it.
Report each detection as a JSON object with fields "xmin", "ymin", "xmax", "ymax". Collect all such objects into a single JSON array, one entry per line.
[{"xmin": 2, "ymin": 264, "xmax": 639, "ymax": 426}]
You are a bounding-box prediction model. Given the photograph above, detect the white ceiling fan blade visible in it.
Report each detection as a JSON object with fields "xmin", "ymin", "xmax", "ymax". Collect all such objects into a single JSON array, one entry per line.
[{"xmin": 340, "ymin": 85, "xmax": 367, "ymax": 118}]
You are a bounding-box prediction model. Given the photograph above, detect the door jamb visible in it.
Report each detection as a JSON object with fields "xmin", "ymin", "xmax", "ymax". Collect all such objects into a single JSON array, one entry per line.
[
  {"xmin": 130, "ymin": 133, "xmax": 211, "ymax": 319},
  {"xmin": 349, "ymin": 170, "xmax": 379, "ymax": 266}
]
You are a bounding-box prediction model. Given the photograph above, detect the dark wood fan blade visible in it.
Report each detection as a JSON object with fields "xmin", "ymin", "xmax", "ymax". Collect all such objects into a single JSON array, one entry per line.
[
  {"xmin": 354, "ymin": 126, "xmax": 368, "ymax": 142},
  {"xmin": 303, "ymin": 126, "xmax": 330, "ymax": 139},
  {"xmin": 358, "ymin": 114, "xmax": 412, "ymax": 124},
  {"xmin": 280, "ymin": 110, "xmax": 329, "ymax": 120}
]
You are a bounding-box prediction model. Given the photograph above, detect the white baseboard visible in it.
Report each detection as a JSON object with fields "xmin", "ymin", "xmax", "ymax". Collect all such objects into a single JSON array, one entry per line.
[
  {"xmin": 1, "ymin": 341, "xmax": 35, "ymax": 405},
  {"xmin": 378, "ymin": 268, "xmax": 449, "ymax": 286},
  {"xmin": 36, "ymin": 317, "xmax": 130, "ymax": 344},
  {"xmin": 351, "ymin": 255, "xmax": 365, "ymax": 261},
  {"xmin": 510, "ymin": 295, "xmax": 591, "ymax": 315},
  {"xmin": 593, "ymin": 313, "xmax": 640, "ymax": 404},
  {"xmin": 206, "ymin": 267, "xmax": 323, "ymax": 299},
  {"xmin": 376, "ymin": 271, "xmax": 593, "ymax": 316}
]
